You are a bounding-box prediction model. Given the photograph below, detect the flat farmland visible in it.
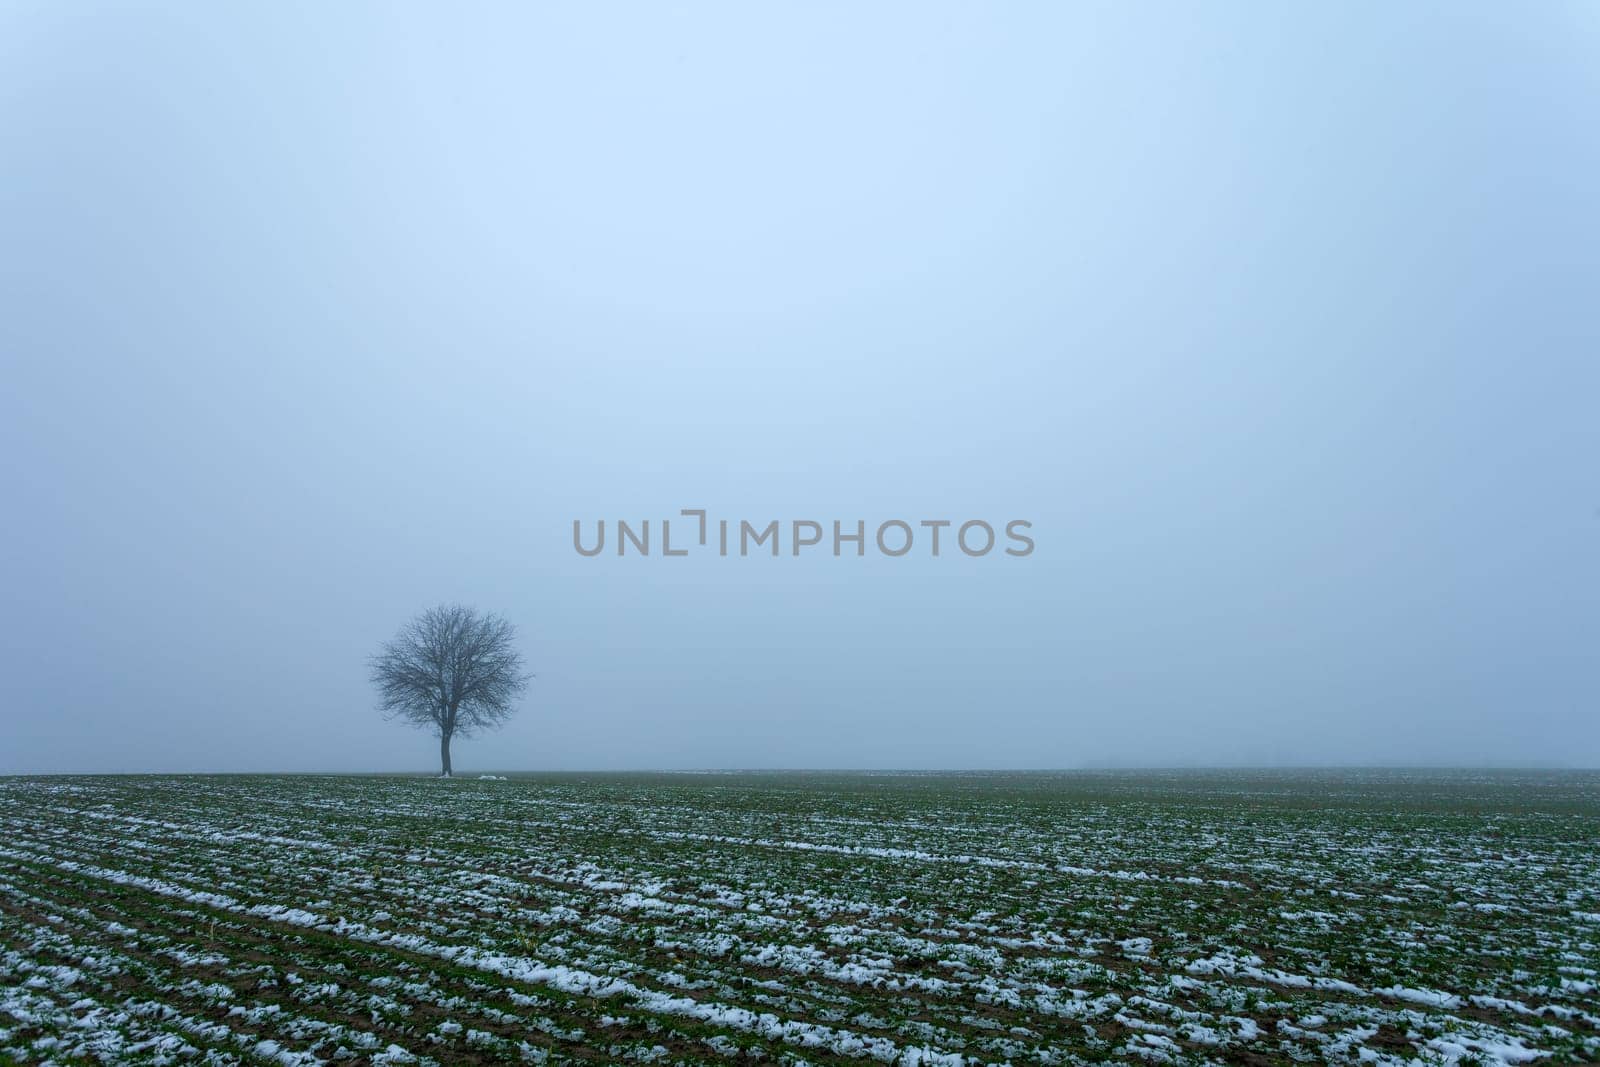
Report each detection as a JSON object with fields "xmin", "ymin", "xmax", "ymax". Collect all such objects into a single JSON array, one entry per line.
[{"xmin": 1, "ymin": 771, "xmax": 1596, "ymax": 1065}]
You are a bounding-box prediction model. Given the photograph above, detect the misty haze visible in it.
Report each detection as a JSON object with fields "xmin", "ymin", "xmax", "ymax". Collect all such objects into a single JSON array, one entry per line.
[{"xmin": 4, "ymin": 4, "xmax": 1595, "ymax": 778}]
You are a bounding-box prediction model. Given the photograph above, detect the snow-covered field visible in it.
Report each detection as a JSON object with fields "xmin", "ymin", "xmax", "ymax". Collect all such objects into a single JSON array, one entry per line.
[{"xmin": 1, "ymin": 771, "xmax": 1596, "ymax": 1065}]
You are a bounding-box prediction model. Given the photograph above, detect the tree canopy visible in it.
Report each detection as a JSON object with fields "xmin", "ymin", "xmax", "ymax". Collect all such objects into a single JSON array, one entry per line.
[{"xmin": 370, "ymin": 604, "xmax": 529, "ymax": 775}]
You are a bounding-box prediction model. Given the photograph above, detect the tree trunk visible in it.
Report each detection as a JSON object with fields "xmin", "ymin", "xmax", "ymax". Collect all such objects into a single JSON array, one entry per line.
[{"xmin": 440, "ymin": 733, "xmax": 453, "ymax": 777}]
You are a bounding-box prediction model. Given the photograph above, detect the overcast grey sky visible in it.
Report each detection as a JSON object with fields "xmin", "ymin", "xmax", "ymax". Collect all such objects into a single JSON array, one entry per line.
[{"xmin": 3, "ymin": 3, "xmax": 1597, "ymax": 773}]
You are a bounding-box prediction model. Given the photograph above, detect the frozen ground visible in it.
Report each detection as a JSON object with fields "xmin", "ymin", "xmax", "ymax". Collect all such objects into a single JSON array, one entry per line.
[{"xmin": 1, "ymin": 770, "xmax": 1596, "ymax": 1065}]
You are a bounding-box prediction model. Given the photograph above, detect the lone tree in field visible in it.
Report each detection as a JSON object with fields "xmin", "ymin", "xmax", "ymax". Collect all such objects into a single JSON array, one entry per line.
[{"xmin": 370, "ymin": 604, "xmax": 530, "ymax": 777}]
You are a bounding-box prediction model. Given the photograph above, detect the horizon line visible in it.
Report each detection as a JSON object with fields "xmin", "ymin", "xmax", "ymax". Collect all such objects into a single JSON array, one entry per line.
[{"xmin": 5, "ymin": 765, "xmax": 1599, "ymax": 778}]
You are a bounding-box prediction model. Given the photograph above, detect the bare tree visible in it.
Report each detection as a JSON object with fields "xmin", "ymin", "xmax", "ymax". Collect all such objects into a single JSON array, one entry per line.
[{"xmin": 370, "ymin": 605, "xmax": 530, "ymax": 777}]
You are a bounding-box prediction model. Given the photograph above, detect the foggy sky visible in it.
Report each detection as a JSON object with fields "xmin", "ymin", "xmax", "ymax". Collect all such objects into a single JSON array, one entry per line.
[{"xmin": 3, "ymin": 3, "xmax": 1597, "ymax": 774}]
